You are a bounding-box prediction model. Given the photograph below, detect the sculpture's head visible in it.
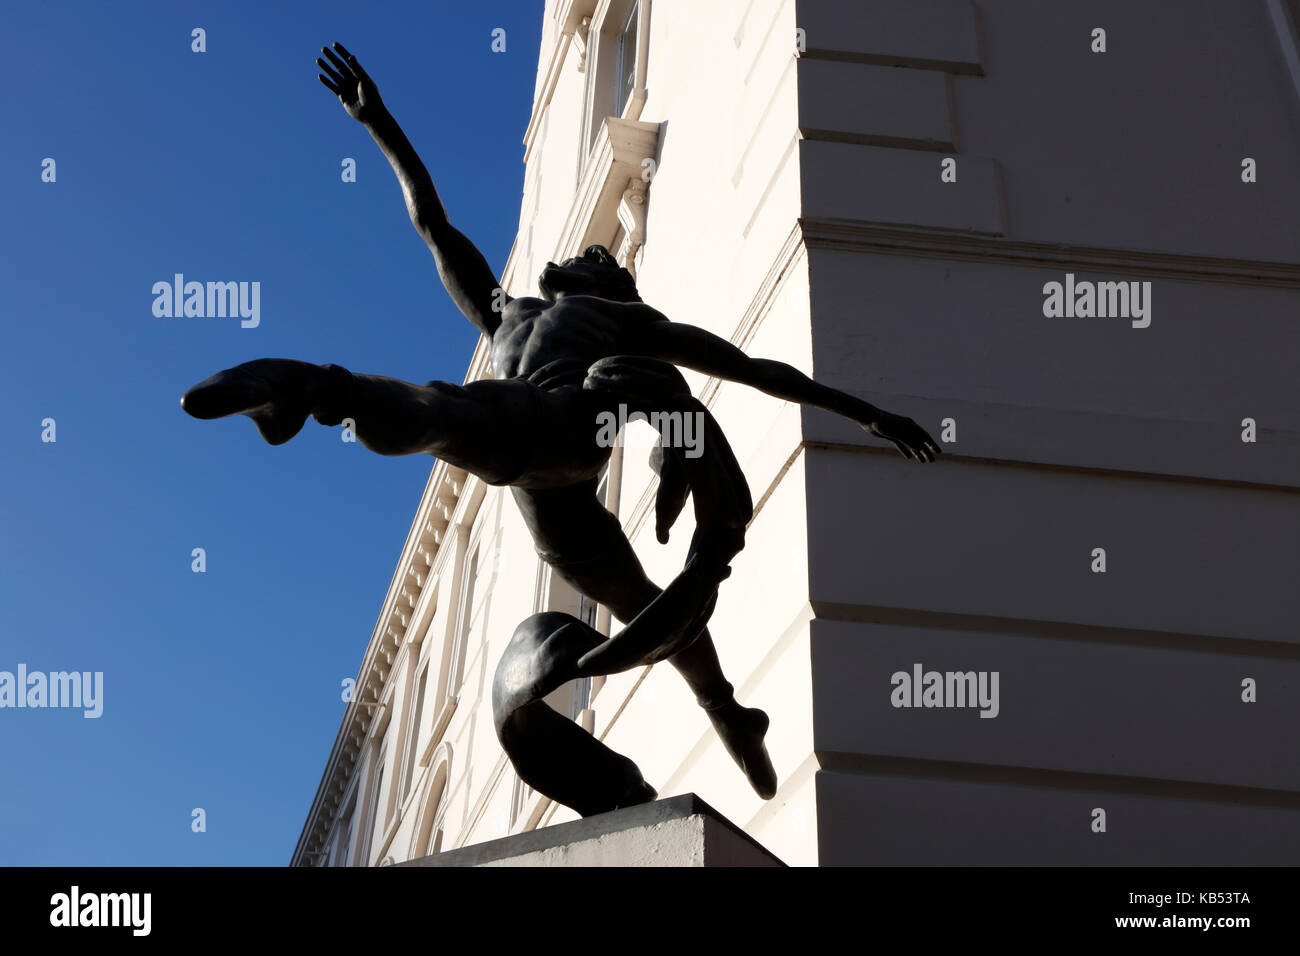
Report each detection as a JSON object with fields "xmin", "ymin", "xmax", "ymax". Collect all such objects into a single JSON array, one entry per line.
[{"xmin": 538, "ymin": 245, "xmax": 641, "ymax": 302}]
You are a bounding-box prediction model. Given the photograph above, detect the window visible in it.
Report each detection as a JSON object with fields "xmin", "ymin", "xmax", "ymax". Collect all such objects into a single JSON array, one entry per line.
[
  {"xmin": 614, "ymin": 2, "xmax": 639, "ymax": 118},
  {"xmin": 574, "ymin": 463, "xmax": 610, "ymax": 635},
  {"xmin": 581, "ymin": 0, "xmax": 649, "ymax": 166},
  {"xmin": 571, "ymin": 461, "xmax": 611, "ymax": 719},
  {"xmin": 365, "ymin": 759, "xmax": 386, "ymax": 864},
  {"xmin": 510, "ymin": 772, "xmax": 533, "ymax": 830},
  {"xmin": 411, "ymin": 751, "xmax": 451, "ymax": 858},
  {"xmin": 331, "ymin": 788, "xmax": 357, "ymax": 867},
  {"xmin": 572, "ymin": 593, "xmax": 597, "ymax": 719},
  {"xmin": 358, "ymin": 724, "xmax": 392, "ymax": 867},
  {"xmin": 338, "ymin": 811, "xmax": 354, "ymax": 867},
  {"xmin": 568, "ymin": 675, "xmax": 592, "ymax": 721},
  {"xmin": 449, "ymin": 542, "xmax": 480, "ymax": 696},
  {"xmin": 576, "ymin": 594, "xmax": 599, "ymax": 630},
  {"xmin": 400, "ymin": 663, "xmax": 429, "ymax": 803}
]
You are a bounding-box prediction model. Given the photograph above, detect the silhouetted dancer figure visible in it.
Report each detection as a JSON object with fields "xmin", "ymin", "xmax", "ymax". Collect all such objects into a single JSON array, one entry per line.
[{"xmin": 181, "ymin": 43, "xmax": 940, "ymax": 810}]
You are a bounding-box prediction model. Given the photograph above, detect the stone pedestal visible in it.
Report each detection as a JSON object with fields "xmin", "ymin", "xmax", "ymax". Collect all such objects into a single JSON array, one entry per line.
[{"xmin": 400, "ymin": 794, "xmax": 785, "ymax": 867}]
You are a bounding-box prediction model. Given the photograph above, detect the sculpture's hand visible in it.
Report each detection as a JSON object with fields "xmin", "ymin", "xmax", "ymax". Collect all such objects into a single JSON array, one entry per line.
[
  {"xmin": 317, "ymin": 42, "xmax": 383, "ymax": 123},
  {"xmin": 868, "ymin": 411, "xmax": 941, "ymax": 463}
]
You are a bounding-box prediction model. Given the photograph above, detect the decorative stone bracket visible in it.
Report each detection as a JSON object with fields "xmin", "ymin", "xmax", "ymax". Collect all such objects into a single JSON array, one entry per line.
[
  {"xmin": 555, "ymin": 116, "xmax": 662, "ymax": 275},
  {"xmin": 617, "ymin": 179, "xmax": 649, "ymax": 272},
  {"xmin": 574, "ymin": 16, "xmax": 592, "ymax": 72}
]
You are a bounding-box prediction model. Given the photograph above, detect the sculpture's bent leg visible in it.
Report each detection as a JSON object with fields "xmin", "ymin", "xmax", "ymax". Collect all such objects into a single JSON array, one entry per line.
[
  {"xmin": 492, "ymin": 612, "xmax": 656, "ymax": 817},
  {"xmin": 574, "ymin": 356, "xmax": 754, "ymax": 673},
  {"xmin": 509, "ymin": 359, "xmax": 778, "ymax": 799}
]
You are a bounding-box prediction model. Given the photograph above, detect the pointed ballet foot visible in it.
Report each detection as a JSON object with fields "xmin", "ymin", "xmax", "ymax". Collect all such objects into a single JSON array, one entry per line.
[
  {"xmin": 181, "ymin": 367, "xmax": 271, "ymax": 420},
  {"xmin": 707, "ymin": 701, "xmax": 777, "ymax": 799},
  {"xmin": 181, "ymin": 359, "xmax": 325, "ymax": 446}
]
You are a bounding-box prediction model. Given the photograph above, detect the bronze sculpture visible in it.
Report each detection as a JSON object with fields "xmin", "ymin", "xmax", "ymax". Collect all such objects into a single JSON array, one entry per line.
[{"xmin": 181, "ymin": 44, "xmax": 939, "ymax": 818}]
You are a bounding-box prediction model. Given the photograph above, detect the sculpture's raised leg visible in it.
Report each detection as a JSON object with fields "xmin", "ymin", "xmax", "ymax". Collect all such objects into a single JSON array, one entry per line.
[{"xmin": 180, "ymin": 358, "xmax": 609, "ymax": 486}]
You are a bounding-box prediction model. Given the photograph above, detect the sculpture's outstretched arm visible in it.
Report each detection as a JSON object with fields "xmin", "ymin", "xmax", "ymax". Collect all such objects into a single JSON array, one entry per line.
[
  {"xmin": 631, "ymin": 308, "xmax": 940, "ymax": 462},
  {"xmin": 317, "ymin": 43, "xmax": 505, "ymax": 338}
]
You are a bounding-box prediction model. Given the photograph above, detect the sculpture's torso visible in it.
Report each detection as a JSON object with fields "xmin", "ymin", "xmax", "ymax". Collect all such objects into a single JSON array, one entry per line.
[{"xmin": 491, "ymin": 295, "xmax": 649, "ymax": 384}]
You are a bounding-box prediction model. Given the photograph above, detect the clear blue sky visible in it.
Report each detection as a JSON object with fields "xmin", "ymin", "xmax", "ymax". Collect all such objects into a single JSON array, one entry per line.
[{"xmin": 1, "ymin": 1, "xmax": 541, "ymax": 865}]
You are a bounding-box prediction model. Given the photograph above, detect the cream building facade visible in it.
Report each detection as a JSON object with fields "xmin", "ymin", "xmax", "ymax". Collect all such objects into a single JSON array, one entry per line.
[{"xmin": 293, "ymin": 0, "xmax": 1300, "ymax": 867}]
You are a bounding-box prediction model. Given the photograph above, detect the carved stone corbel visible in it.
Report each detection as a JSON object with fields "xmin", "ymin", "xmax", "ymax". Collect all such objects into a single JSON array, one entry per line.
[
  {"xmin": 574, "ymin": 16, "xmax": 592, "ymax": 73},
  {"xmin": 617, "ymin": 178, "xmax": 649, "ymax": 273}
]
